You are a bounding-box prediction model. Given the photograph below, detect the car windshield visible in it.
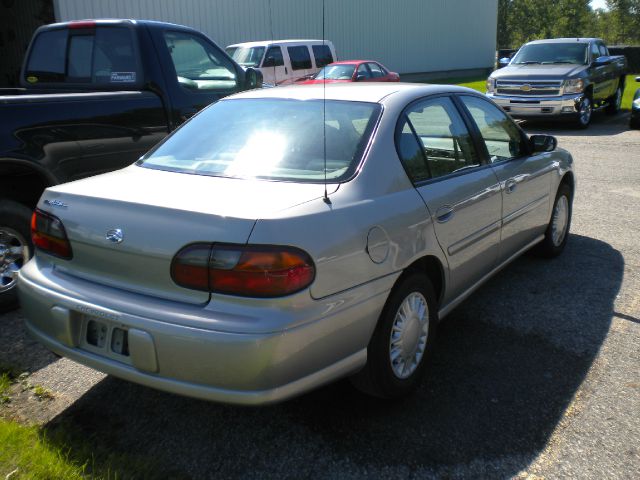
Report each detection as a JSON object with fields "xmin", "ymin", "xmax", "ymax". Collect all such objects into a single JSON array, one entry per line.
[
  {"xmin": 140, "ymin": 98, "xmax": 381, "ymax": 183},
  {"xmin": 229, "ymin": 46, "xmax": 265, "ymax": 67},
  {"xmin": 315, "ymin": 64, "xmax": 356, "ymax": 80},
  {"xmin": 512, "ymin": 43, "xmax": 588, "ymax": 65}
]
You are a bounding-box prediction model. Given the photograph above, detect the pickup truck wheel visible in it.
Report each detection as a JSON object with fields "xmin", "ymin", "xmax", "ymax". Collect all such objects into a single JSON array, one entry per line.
[
  {"xmin": 535, "ymin": 184, "xmax": 572, "ymax": 258},
  {"xmin": 351, "ymin": 273, "xmax": 437, "ymax": 399},
  {"xmin": 0, "ymin": 200, "xmax": 33, "ymax": 313},
  {"xmin": 605, "ymin": 86, "xmax": 623, "ymax": 115},
  {"xmin": 576, "ymin": 97, "xmax": 592, "ymax": 129},
  {"xmin": 631, "ymin": 117, "xmax": 640, "ymax": 130}
]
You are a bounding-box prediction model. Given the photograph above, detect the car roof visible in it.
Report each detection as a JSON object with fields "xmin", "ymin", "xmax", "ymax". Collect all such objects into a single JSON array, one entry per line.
[
  {"xmin": 226, "ymin": 83, "xmax": 479, "ymax": 104},
  {"xmin": 329, "ymin": 60, "xmax": 377, "ymax": 65},
  {"xmin": 526, "ymin": 37, "xmax": 601, "ymax": 45},
  {"xmin": 227, "ymin": 39, "xmax": 332, "ymax": 48}
]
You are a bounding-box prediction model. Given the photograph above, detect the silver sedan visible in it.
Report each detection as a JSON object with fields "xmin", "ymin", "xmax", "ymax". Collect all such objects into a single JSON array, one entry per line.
[{"xmin": 18, "ymin": 83, "xmax": 575, "ymax": 405}]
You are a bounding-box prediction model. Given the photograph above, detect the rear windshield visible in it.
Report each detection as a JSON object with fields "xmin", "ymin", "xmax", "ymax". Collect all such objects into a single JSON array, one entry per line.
[
  {"xmin": 25, "ymin": 26, "xmax": 140, "ymax": 86},
  {"xmin": 140, "ymin": 98, "xmax": 381, "ymax": 182},
  {"xmin": 511, "ymin": 43, "xmax": 588, "ymax": 65}
]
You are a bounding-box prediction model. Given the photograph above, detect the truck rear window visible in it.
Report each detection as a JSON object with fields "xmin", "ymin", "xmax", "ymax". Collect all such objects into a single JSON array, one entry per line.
[{"xmin": 25, "ymin": 26, "xmax": 141, "ymax": 86}]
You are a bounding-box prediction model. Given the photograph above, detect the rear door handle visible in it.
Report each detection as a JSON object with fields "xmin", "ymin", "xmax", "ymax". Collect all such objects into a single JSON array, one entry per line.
[
  {"xmin": 505, "ymin": 179, "xmax": 517, "ymax": 193},
  {"xmin": 435, "ymin": 205, "xmax": 454, "ymax": 223}
]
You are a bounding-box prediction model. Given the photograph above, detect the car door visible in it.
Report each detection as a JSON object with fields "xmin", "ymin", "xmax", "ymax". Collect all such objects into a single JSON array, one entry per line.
[
  {"xmin": 589, "ymin": 41, "xmax": 610, "ymax": 101},
  {"xmin": 154, "ymin": 29, "xmax": 240, "ymax": 126},
  {"xmin": 355, "ymin": 63, "xmax": 372, "ymax": 82},
  {"xmin": 396, "ymin": 95, "xmax": 502, "ymax": 301},
  {"xmin": 261, "ymin": 45, "xmax": 287, "ymax": 84},
  {"xmin": 457, "ymin": 94, "xmax": 553, "ymax": 262},
  {"xmin": 366, "ymin": 62, "xmax": 387, "ymax": 82}
]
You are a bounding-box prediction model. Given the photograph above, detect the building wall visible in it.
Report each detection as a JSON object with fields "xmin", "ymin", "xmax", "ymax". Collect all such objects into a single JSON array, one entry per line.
[{"xmin": 54, "ymin": 0, "xmax": 497, "ymax": 75}]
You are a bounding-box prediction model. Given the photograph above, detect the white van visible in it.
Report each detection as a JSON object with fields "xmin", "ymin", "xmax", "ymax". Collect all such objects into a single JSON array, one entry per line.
[{"xmin": 226, "ymin": 40, "xmax": 336, "ymax": 86}]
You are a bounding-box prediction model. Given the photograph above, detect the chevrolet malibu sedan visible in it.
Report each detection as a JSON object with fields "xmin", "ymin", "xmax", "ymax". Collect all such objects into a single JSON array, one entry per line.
[
  {"xmin": 300, "ymin": 60, "xmax": 400, "ymax": 84},
  {"xmin": 18, "ymin": 83, "xmax": 575, "ymax": 405}
]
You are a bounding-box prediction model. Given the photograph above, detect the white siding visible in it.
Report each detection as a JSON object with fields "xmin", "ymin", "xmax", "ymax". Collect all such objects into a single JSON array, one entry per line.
[{"xmin": 54, "ymin": 0, "xmax": 497, "ymax": 74}]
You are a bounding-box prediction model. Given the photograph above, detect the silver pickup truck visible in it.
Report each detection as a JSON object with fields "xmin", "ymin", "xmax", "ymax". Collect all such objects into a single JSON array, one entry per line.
[{"xmin": 486, "ymin": 38, "xmax": 627, "ymax": 128}]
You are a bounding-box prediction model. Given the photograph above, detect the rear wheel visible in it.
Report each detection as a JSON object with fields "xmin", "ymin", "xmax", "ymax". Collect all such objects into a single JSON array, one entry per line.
[
  {"xmin": 0, "ymin": 200, "xmax": 33, "ymax": 313},
  {"xmin": 535, "ymin": 183, "xmax": 572, "ymax": 258},
  {"xmin": 351, "ymin": 273, "xmax": 437, "ymax": 399},
  {"xmin": 606, "ymin": 85, "xmax": 623, "ymax": 115}
]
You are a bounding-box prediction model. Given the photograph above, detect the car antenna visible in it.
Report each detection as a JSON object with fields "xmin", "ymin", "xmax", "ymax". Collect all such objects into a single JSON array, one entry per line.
[
  {"xmin": 322, "ymin": 0, "xmax": 331, "ymax": 204},
  {"xmin": 268, "ymin": 0, "xmax": 275, "ymax": 82}
]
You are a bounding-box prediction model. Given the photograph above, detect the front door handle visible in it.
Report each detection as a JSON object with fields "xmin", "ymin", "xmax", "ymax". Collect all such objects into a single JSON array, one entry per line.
[
  {"xmin": 505, "ymin": 179, "xmax": 517, "ymax": 193},
  {"xmin": 435, "ymin": 205, "xmax": 454, "ymax": 223}
]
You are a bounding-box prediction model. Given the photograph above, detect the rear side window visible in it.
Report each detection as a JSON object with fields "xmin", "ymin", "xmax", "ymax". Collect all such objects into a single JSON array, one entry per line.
[
  {"xmin": 312, "ymin": 45, "xmax": 333, "ymax": 68},
  {"xmin": 288, "ymin": 46, "xmax": 312, "ymax": 70},
  {"xmin": 25, "ymin": 27, "xmax": 141, "ymax": 86},
  {"xmin": 368, "ymin": 63, "xmax": 385, "ymax": 78}
]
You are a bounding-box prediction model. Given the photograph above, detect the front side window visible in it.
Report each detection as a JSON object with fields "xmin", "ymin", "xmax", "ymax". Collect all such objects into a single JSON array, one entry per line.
[
  {"xmin": 229, "ymin": 46, "xmax": 265, "ymax": 67},
  {"xmin": 287, "ymin": 46, "xmax": 312, "ymax": 70},
  {"xmin": 598, "ymin": 43, "xmax": 608, "ymax": 57},
  {"xmin": 164, "ymin": 31, "xmax": 237, "ymax": 91},
  {"xmin": 590, "ymin": 42, "xmax": 600, "ymax": 62},
  {"xmin": 312, "ymin": 45, "xmax": 333, "ymax": 68},
  {"xmin": 25, "ymin": 27, "xmax": 140, "ymax": 85},
  {"xmin": 356, "ymin": 64, "xmax": 371, "ymax": 80},
  {"xmin": 460, "ymin": 95, "xmax": 525, "ymax": 163},
  {"xmin": 262, "ymin": 46, "xmax": 284, "ymax": 67},
  {"xmin": 141, "ymin": 99, "xmax": 381, "ymax": 183},
  {"xmin": 401, "ymin": 97, "xmax": 479, "ymax": 180}
]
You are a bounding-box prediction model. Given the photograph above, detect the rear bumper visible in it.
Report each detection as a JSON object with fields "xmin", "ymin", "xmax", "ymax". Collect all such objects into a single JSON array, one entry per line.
[
  {"xmin": 487, "ymin": 93, "xmax": 584, "ymax": 118},
  {"xmin": 18, "ymin": 259, "xmax": 395, "ymax": 405}
]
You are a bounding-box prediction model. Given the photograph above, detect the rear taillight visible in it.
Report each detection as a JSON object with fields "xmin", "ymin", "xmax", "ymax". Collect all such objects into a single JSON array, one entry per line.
[
  {"xmin": 31, "ymin": 208, "xmax": 73, "ymax": 259},
  {"xmin": 171, "ymin": 243, "xmax": 315, "ymax": 297}
]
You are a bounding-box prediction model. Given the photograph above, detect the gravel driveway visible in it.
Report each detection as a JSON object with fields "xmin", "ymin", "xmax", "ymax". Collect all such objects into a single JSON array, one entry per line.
[{"xmin": 2, "ymin": 111, "xmax": 639, "ymax": 479}]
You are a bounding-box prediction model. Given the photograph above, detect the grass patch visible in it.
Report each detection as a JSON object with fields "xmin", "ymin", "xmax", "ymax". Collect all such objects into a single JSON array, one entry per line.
[
  {"xmin": 438, "ymin": 73, "xmax": 640, "ymax": 111},
  {"xmin": 0, "ymin": 417, "xmax": 186, "ymax": 479}
]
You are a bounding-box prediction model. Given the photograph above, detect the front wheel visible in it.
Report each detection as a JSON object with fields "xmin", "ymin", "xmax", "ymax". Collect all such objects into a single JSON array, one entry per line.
[
  {"xmin": 0, "ymin": 200, "xmax": 33, "ymax": 313},
  {"xmin": 535, "ymin": 183, "xmax": 572, "ymax": 258},
  {"xmin": 576, "ymin": 96, "xmax": 592, "ymax": 129},
  {"xmin": 351, "ymin": 273, "xmax": 437, "ymax": 399}
]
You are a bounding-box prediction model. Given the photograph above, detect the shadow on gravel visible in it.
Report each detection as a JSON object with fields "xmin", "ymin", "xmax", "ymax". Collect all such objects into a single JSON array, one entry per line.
[
  {"xmin": 44, "ymin": 234, "xmax": 622, "ymax": 479},
  {"xmin": 0, "ymin": 310, "xmax": 58, "ymax": 374},
  {"xmin": 521, "ymin": 111, "xmax": 631, "ymax": 137}
]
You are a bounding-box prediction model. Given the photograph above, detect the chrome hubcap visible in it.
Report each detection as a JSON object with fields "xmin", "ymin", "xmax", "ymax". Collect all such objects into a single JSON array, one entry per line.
[
  {"xmin": 551, "ymin": 195, "xmax": 569, "ymax": 246},
  {"xmin": 0, "ymin": 228, "xmax": 29, "ymax": 292},
  {"xmin": 580, "ymin": 98, "xmax": 592, "ymax": 124},
  {"xmin": 389, "ymin": 292, "xmax": 429, "ymax": 379}
]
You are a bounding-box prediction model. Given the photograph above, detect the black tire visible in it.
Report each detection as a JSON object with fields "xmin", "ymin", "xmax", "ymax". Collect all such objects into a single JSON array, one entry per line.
[
  {"xmin": 535, "ymin": 183, "xmax": 572, "ymax": 258},
  {"xmin": 0, "ymin": 200, "xmax": 34, "ymax": 313},
  {"xmin": 631, "ymin": 116, "xmax": 640, "ymax": 130},
  {"xmin": 605, "ymin": 84, "xmax": 623, "ymax": 115},
  {"xmin": 351, "ymin": 273, "xmax": 437, "ymax": 399},
  {"xmin": 575, "ymin": 96, "xmax": 592, "ymax": 129}
]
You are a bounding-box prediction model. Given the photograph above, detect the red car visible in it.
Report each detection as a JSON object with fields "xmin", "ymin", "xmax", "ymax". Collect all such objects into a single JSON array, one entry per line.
[{"xmin": 300, "ymin": 60, "xmax": 400, "ymax": 84}]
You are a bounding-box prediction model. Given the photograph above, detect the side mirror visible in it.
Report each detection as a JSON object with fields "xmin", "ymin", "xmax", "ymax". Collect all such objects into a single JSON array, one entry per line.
[
  {"xmin": 498, "ymin": 57, "xmax": 511, "ymax": 68},
  {"xmin": 592, "ymin": 56, "xmax": 611, "ymax": 67},
  {"xmin": 530, "ymin": 134, "xmax": 557, "ymax": 153},
  {"xmin": 244, "ymin": 67, "xmax": 263, "ymax": 89},
  {"xmin": 356, "ymin": 74, "xmax": 367, "ymax": 81}
]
